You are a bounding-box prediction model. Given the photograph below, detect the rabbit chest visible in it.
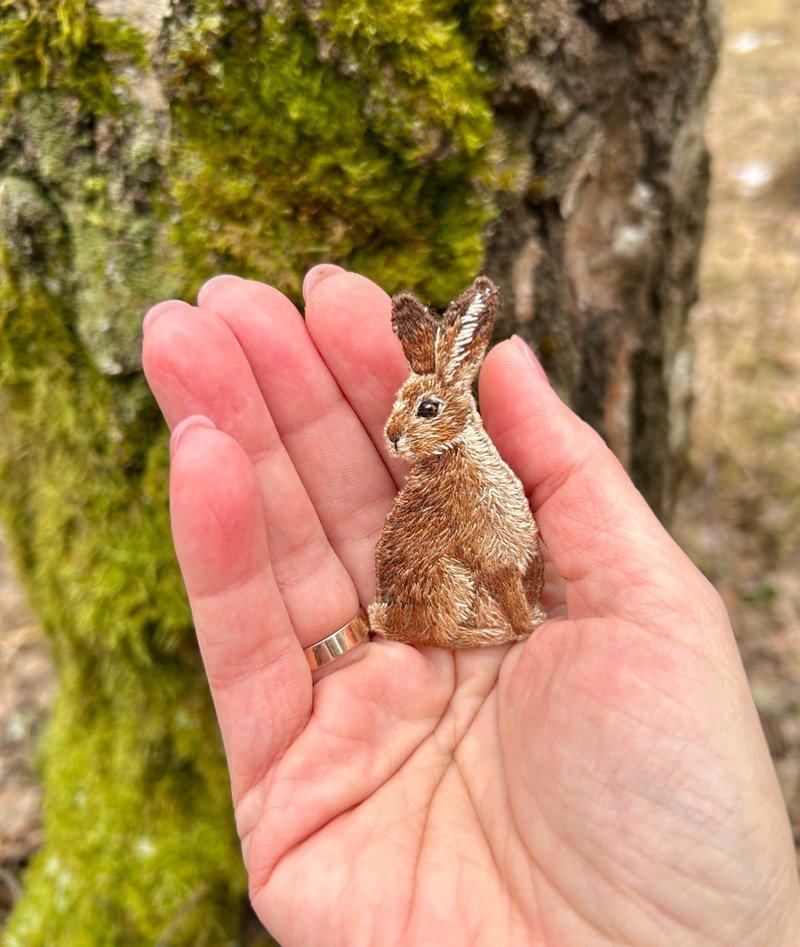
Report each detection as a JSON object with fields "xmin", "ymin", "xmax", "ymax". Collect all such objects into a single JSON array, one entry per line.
[{"xmin": 378, "ymin": 430, "xmax": 537, "ymax": 575}]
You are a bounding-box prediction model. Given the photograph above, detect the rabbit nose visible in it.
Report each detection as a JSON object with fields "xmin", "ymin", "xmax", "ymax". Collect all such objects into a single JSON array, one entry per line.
[{"xmin": 388, "ymin": 433, "xmax": 401, "ymax": 448}]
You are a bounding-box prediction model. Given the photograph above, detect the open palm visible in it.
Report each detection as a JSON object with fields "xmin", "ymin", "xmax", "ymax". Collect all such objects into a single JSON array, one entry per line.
[{"xmin": 143, "ymin": 268, "xmax": 799, "ymax": 946}]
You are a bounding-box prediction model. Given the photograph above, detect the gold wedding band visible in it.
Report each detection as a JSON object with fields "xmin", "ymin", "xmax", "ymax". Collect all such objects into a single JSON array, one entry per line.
[{"xmin": 304, "ymin": 611, "xmax": 370, "ymax": 670}]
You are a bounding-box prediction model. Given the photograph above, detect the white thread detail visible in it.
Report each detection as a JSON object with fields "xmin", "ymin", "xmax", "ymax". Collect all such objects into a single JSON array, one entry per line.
[{"xmin": 450, "ymin": 291, "xmax": 486, "ymax": 373}]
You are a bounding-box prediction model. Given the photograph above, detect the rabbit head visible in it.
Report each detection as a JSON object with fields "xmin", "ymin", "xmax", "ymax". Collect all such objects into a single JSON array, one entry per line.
[{"xmin": 385, "ymin": 276, "xmax": 497, "ymax": 461}]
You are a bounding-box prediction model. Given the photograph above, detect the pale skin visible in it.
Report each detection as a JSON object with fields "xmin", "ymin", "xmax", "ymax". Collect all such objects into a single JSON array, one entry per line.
[{"xmin": 142, "ymin": 266, "xmax": 800, "ymax": 947}]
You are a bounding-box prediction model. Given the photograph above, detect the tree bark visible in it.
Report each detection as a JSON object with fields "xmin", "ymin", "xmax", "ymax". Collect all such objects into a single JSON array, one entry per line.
[{"xmin": 484, "ymin": 0, "xmax": 720, "ymax": 520}]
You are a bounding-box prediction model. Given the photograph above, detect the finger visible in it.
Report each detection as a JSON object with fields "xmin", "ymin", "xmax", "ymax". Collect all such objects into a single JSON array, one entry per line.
[
  {"xmin": 480, "ymin": 338, "xmax": 717, "ymax": 623},
  {"xmin": 142, "ymin": 302, "xmax": 359, "ymax": 644},
  {"xmin": 197, "ymin": 277, "xmax": 397, "ymax": 602},
  {"xmin": 303, "ymin": 269, "xmax": 409, "ymax": 486},
  {"xmin": 302, "ymin": 262, "xmax": 347, "ymax": 301},
  {"xmin": 169, "ymin": 417, "xmax": 311, "ymax": 803}
]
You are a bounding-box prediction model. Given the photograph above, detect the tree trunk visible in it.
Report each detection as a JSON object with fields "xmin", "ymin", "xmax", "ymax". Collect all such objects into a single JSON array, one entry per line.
[
  {"xmin": 0, "ymin": 1, "xmax": 719, "ymax": 943},
  {"xmin": 483, "ymin": 1, "xmax": 720, "ymax": 520}
]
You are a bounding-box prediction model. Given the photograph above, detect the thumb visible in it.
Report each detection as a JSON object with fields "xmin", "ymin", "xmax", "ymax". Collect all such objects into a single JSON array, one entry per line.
[{"xmin": 480, "ymin": 338, "xmax": 722, "ymax": 631}]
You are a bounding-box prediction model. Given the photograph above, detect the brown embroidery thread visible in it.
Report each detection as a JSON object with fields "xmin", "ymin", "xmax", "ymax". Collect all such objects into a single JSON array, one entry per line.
[{"xmin": 369, "ymin": 276, "xmax": 546, "ymax": 648}]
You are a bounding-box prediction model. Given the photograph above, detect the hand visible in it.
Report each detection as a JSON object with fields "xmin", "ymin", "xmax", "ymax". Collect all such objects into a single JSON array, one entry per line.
[{"xmin": 142, "ymin": 268, "xmax": 800, "ymax": 947}]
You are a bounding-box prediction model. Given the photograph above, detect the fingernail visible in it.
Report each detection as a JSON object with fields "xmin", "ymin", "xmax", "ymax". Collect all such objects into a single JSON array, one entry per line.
[
  {"xmin": 512, "ymin": 335, "xmax": 548, "ymax": 383},
  {"xmin": 197, "ymin": 274, "xmax": 239, "ymax": 307},
  {"xmin": 170, "ymin": 415, "xmax": 216, "ymax": 460},
  {"xmin": 142, "ymin": 300, "xmax": 185, "ymax": 334},
  {"xmin": 302, "ymin": 263, "xmax": 346, "ymax": 303}
]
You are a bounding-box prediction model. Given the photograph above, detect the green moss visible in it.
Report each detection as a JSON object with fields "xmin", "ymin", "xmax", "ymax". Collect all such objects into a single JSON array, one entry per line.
[
  {"xmin": 161, "ymin": 0, "xmax": 499, "ymax": 305},
  {"xmin": 4, "ymin": 669, "xmax": 243, "ymax": 947},
  {"xmin": 0, "ymin": 0, "xmax": 146, "ymax": 117},
  {"xmin": 0, "ymin": 176, "xmax": 245, "ymax": 943},
  {"xmin": 0, "ymin": 4, "xmax": 246, "ymax": 942}
]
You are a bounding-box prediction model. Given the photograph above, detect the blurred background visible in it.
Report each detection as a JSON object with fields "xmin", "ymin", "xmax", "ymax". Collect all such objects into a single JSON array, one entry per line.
[
  {"xmin": 675, "ymin": 0, "xmax": 800, "ymax": 861},
  {"xmin": 1, "ymin": 0, "xmax": 798, "ymax": 943}
]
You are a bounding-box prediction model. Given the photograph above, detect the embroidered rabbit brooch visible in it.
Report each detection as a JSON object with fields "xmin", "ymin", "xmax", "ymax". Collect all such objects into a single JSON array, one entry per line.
[{"xmin": 368, "ymin": 276, "xmax": 546, "ymax": 649}]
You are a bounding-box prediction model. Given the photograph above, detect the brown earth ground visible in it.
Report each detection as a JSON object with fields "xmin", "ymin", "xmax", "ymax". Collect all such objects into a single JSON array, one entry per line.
[{"xmin": 1, "ymin": 0, "xmax": 799, "ymax": 930}]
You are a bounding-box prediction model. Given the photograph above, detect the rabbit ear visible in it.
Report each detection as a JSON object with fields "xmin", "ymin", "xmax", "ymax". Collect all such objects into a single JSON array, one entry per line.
[
  {"xmin": 435, "ymin": 276, "xmax": 498, "ymax": 385},
  {"xmin": 391, "ymin": 291, "xmax": 438, "ymax": 374}
]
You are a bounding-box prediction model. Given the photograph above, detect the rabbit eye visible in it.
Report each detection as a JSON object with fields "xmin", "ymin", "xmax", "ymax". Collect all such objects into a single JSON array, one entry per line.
[{"xmin": 416, "ymin": 399, "xmax": 439, "ymax": 419}]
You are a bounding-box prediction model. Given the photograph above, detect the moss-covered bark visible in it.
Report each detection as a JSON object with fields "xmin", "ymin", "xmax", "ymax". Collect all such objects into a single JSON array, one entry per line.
[
  {"xmin": 0, "ymin": 2, "xmax": 507, "ymax": 942},
  {"xmin": 0, "ymin": 160, "xmax": 246, "ymax": 947},
  {"xmin": 0, "ymin": 6, "xmax": 245, "ymax": 944},
  {"xmin": 160, "ymin": 0, "xmax": 498, "ymax": 304},
  {"xmin": 0, "ymin": 0, "xmax": 718, "ymax": 942}
]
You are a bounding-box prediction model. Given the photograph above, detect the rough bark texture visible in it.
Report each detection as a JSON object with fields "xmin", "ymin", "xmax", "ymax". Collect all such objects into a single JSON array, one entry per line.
[
  {"xmin": 0, "ymin": 0, "xmax": 718, "ymax": 942},
  {"xmin": 482, "ymin": 0, "xmax": 721, "ymax": 519}
]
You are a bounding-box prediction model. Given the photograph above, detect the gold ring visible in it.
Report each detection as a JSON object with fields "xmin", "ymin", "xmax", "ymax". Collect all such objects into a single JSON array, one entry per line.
[{"xmin": 304, "ymin": 611, "xmax": 369, "ymax": 670}]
